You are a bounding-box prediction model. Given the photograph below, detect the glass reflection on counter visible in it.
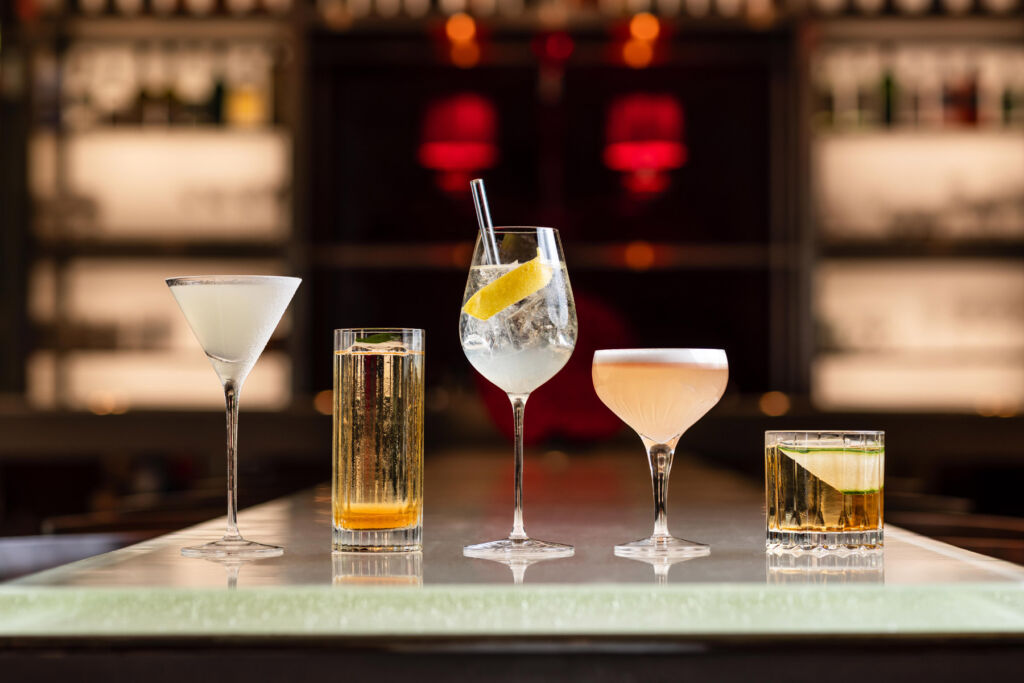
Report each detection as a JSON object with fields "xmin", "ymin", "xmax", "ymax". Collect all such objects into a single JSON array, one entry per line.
[
  {"xmin": 766, "ymin": 550, "xmax": 884, "ymax": 585},
  {"xmin": 617, "ymin": 555, "xmax": 705, "ymax": 586},
  {"xmin": 332, "ymin": 552, "xmax": 423, "ymax": 587},
  {"xmin": 205, "ymin": 558, "xmax": 250, "ymax": 590}
]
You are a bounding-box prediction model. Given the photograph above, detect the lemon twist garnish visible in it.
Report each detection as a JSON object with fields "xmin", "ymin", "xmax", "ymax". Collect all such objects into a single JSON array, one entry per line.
[{"xmin": 462, "ymin": 254, "xmax": 553, "ymax": 321}]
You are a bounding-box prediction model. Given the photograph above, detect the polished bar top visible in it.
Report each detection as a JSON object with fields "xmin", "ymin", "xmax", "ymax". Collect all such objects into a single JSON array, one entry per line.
[{"xmin": 2, "ymin": 449, "xmax": 1024, "ymax": 639}]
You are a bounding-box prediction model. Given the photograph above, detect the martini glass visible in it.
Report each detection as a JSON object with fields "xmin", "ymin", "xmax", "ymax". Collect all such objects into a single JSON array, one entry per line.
[
  {"xmin": 167, "ymin": 275, "xmax": 300, "ymax": 558},
  {"xmin": 459, "ymin": 227, "xmax": 577, "ymax": 559},
  {"xmin": 592, "ymin": 349, "xmax": 728, "ymax": 558}
]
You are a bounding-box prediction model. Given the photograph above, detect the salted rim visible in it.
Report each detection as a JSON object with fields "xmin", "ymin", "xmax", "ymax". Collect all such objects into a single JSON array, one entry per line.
[{"xmin": 593, "ymin": 348, "xmax": 727, "ymax": 367}]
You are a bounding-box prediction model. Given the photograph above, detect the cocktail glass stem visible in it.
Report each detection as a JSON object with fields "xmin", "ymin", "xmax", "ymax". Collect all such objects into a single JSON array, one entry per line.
[
  {"xmin": 509, "ymin": 393, "xmax": 529, "ymax": 541},
  {"xmin": 224, "ymin": 380, "xmax": 242, "ymax": 542},
  {"xmin": 644, "ymin": 437, "xmax": 679, "ymax": 540}
]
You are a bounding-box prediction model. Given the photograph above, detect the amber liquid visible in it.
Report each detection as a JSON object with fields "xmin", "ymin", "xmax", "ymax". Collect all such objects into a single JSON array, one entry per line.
[
  {"xmin": 333, "ymin": 348, "xmax": 424, "ymax": 537},
  {"xmin": 765, "ymin": 445, "xmax": 882, "ymax": 533},
  {"xmin": 334, "ymin": 502, "xmax": 420, "ymax": 530}
]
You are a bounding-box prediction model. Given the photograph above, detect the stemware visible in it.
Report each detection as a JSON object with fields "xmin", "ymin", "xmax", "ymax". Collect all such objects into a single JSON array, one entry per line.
[
  {"xmin": 459, "ymin": 227, "xmax": 577, "ymax": 559},
  {"xmin": 592, "ymin": 348, "xmax": 728, "ymax": 557},
  {"xmin": 167, "ymin": 274, "xmax": 300, "ymax": 558}
]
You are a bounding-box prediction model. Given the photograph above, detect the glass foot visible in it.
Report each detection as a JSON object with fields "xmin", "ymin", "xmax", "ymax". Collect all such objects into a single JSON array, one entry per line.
[
  {"xmin": 464, "ymin": 537, "xmax": 574, "ymax": 560},
  {"xmin": 614, "ymin": 535, "xmax": 710, "ymax": 559},
  {"xmin": 181, "ymin": 536, "xmax": 283, "ymax": 559}
]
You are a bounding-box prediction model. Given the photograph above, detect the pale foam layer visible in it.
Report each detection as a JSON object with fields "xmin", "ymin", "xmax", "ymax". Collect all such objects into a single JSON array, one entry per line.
[{"xmin": 593, "ymin": 348, "xmax": 727, "ymax": 368}]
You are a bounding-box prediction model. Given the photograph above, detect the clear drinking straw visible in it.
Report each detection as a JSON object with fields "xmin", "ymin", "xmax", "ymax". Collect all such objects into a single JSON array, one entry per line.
[{"xmin": 471, "ymin": 178, "xmax": 501, "ymax": 265}]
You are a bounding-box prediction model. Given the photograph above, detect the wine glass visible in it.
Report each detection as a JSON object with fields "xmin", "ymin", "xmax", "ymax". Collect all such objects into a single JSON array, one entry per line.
[
  {"xmin": 459, "ymin": 227, "xmax": 577, "ymax": 559},
  {"xmin": 592, "ymin": 349, "xmax": 728, "ymax": 557},
  {"xmin": 166, "ymin": 275, "xmax": 300, "ymax": 558}
]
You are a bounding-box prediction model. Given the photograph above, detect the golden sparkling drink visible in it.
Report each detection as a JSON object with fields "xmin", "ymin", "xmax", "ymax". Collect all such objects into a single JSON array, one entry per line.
[
  {"xmin": 765, "ymin": 431, "xmax": 884, "ymax": 551},
  {"xmin": 333, "ymin": 330, "xmax": 424, "ymax": 552}
]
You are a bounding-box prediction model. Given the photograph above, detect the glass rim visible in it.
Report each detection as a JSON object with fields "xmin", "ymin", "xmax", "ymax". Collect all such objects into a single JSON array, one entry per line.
[
  {"xmin": 593, "ymin": 348, "xmax": 728, "ymax": 366},
  {"xmin": 765, "ymin": 430, "xmax": 885, "ymax": 436},
  {"xmin": 333, "ymin": 327, "xmax": 425, "ymax": 334},
  {"xmin": 486, "ymin": 226, "xmax": 559, "ymax": 234},
  {"xmin": 595, "ymin": 347, "xmax": 726, "ymax": 354},
  {"xmin": 166, "ymin": 275, "xmax": 300, "ymax": 286}
]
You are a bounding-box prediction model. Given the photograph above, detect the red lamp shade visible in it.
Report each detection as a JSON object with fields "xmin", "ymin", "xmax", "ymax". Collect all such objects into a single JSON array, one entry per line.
[
  {"xmin": 419, "ymin": 94, "xmax": 498, "ymax": 193},
  {"xmin": 603, "ymin": 94, "xmax": 686, "ymax": 195}
]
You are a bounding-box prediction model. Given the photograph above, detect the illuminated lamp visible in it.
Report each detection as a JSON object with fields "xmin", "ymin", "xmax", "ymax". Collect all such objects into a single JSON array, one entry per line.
[
  {"xmin": 418, "ymin": 94, "xmax": 498, "ymax": 194},
  {"xmin": 603, "ymin": 94, "xmax": 686, "ymax": 195}
]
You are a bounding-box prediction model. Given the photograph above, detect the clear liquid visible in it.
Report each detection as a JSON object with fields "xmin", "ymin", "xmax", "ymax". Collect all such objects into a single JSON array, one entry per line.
[
  {"xmin": 332, "ymin": 346, "xmax": 424, "ymax": 545},
  {"xmin": 459, "ymin": 261, "xmax": 577, "ymax": 395},
  {"xmin": 592, "ymin": 361, "xmax": 728, "ymax": 444}
]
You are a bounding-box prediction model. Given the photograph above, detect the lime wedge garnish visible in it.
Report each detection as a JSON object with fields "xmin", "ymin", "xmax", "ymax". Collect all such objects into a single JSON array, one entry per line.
[
  {"xmin": 779, "ymin": 446, "xmax": 883, "ymax": 494},
  {"xmin": 461, "ymin": 253, "xmax": 553, "ymax": 321}
]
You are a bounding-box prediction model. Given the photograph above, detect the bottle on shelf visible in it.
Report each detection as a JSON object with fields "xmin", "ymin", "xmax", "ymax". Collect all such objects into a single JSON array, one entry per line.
[
  {"xmin": 151, "ymin": 0, "xmax": 180, "ymax": 15},
  {"xmin": 137, "ymin": 43, "xmax": 173, "ymax": 126},
  {"xmin": 224, "ymin": 43, "xmax": 273, "ymax": 127},
  {"xmin": 942, "ymin": 49, "xmax": 978, "ymax": 127},
  {"xmin": 77, "ymin": 0, "xmax": 108, "ymax": 15},
  {"xmin": 184, "ymin": 0, "xmax": 218, "ymax": 15},
  {"xmin": 113, "ymin": 0, "xmax": 144, "ymax": 15}
]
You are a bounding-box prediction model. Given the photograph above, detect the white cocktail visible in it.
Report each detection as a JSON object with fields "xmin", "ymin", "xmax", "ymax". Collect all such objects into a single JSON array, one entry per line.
[{"xmin": 167, "ymin": 275, "xmax": 300, "ymax": 558}]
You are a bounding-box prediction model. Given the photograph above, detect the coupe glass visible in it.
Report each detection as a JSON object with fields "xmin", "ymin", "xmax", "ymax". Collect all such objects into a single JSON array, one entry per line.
[
  {"xmin": 166, "ymin": 275, "xmax": 300, "ymax": 558},
  {"xmin": 459, "ymin": 227, "xmax": 577, "ymax": 559},
  {"xmin": 592, "ymin": 348, "xmax": 728, "ymax": 558}
]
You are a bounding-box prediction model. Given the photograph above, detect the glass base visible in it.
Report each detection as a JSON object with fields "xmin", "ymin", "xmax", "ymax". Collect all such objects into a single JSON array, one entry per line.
[
  {"xmin": 614, "ymin": 535, "xmax": 710, "ymax": 559},
  {"xmin": 181, "ymin": 536, "xmax": 283, "ymax": 559},
  {"xmin": 464, "ymin": 537, "xmax": 574, "ymax": 560},
  {"xmin": 333, "ymin": 524, "xmax": 422, "ymax": 552},
  {"xmin": 766, "ymin": 528, "xmax": 884, "ymax": 552}
]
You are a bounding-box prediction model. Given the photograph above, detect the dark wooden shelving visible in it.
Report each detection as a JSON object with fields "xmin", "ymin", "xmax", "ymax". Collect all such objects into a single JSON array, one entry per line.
[{"xmin": 820, "ymin": 238, "xmax": 1024, "ymax": 260}]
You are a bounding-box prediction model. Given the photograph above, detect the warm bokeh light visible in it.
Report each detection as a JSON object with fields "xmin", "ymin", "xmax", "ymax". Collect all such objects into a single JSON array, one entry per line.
[
  {"xmin": 450, "ymin": 40, "xmax": 481, "ymax": 68},
  {"xmin": 536, "ymin": 32, "xmax": 574, "ymax": 63},
  {"xmin": 445, "ymin": 12, "xmax": 477, "ymax": 43},
  {"xmin": 451, "ymin": 241, "xmax": 474, "ymax": 267},
  {"xmin": 313, "ymin": 389, "xmax": 333, "ymax": 416},
  {"xmin": 88, "ymin": 391, "xmax": 128, "ymax": 416},
  {"xmin": 759, "ymin": 391, "xmax": 791, "ymax": 416},
  {"xmin": 622, "ymin": 38, "xmax": 654, "ymax": 69},
  {"xmin": 623, "ymin": 241, "xmax": 656, "ymax": 270},
  {"xmin": 746, "ymin": 0, "xmax": 777, "ymax": 28},
  {"xmin": 629, "ymin": 12, "xmax": 661, "ymax": 42}
]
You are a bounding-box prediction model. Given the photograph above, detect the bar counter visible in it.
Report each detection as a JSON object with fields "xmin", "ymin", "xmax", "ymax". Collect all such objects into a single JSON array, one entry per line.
[{"xmin": 2, "ymin": 449, "xmax": 1023, "ymax": 678}]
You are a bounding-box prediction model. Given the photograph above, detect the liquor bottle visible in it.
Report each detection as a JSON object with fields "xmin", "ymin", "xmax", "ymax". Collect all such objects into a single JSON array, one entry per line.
[
  {"xmin": 138, "ymin": 43, "xmax": 172, "ymax": 125},
  {"xmin": 78, "ymin": 0, "xmax": 108, "ymax": 15},
  {"xmin": 173, "ymin": 45, "xmax": 217, "ymax": 125},
  {"xmin": 184, "ymin": 0, "xmax": 217, "ymax": 14},
  {"xmin": 854, "ymin": 47, "xmax": 881, "ymax": 127},
  {"xmin": 225, "ymin": 0, "xmax": 258, "ymax": 13},
  {"xmin": 942, "ymin": 50, "xmax": 978, "ymax": 127},
  {"xmin": 942, "ymin": 0, "xmax": 972, "ymax": 13},
  {"xmin": 981, "ymin": 0, "xmax": 1019, "ymax": 13},
  {"xmin": 114, "ymin": 0, "xmax": 144, "ymax": 14},
  {"xmin": 854, "ymin": 0, "xmax": 884, "ymax": 13},
  {"xmin": 151, "ymin": 0, "xmax": 179, "ymax": 14},
  {"xmin": 263, "ymin": 0, "xmax": 293, "ymax": 12},
  {"xmin": 224, "ymin": 43, "xmax": 272, "ymax": 127}
]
